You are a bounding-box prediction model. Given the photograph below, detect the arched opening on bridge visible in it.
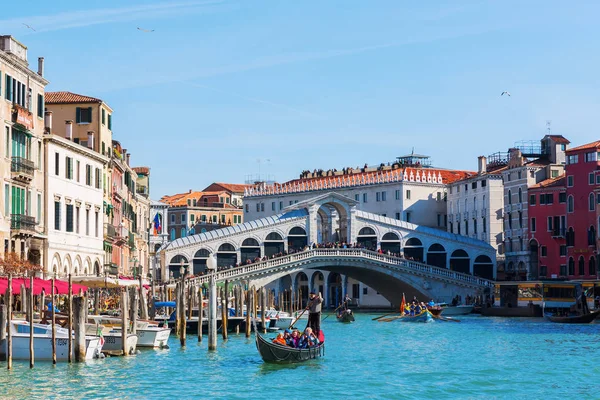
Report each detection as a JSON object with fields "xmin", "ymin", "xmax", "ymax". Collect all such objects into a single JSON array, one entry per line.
[
  {"xmin": 473, "ymin": 255, "xmax": 493, "ymax": 280},
  {"xmin": 449, "ymin": 249, "xmax": 470, "ymax": 275},
  {"xmin": 380, "ymin": 232, "xmax": 401, "ymax": 254},
  {"xmin": 240, "ymin": 238, "xmax": 261, "ymax": 263},
  {"xmin": 216, "ymin": 243, "xmax": 237, "ymax": 268},
  {"xmin": 404, "ymin": 238, "xmax": 423, "ymax": 262},
  {"xmin": 328, "ymin": 272, "xmax": 343, "ymax": 308},
  {"xmin": 295, "ymin": 272, "xmax": 309, "ymax": 308},
  {"xmin": 288, "ymin": 227, "xmax": 307, "ymax": 251},
  {"xmin": 311, "ymin": 271, "xmax": 325, "ymax": 298},
  {"xmin": 357, "ymin": 227, "xmax": 377, "ymax": 250},
  {"xmin": 317, "ymin": 202, "xmax": 348, "ymax": 243},
  {"xmin": 264, "ymin": 232, "xmax": 284, "ymax": 257},
  {"xmin": 168, "ymin": 255, "xmax": 189, "ymax": 279},
  {"xmin": 427, "ymin": 243, "xmax": 447, "ymax": 269},
  {"xmin": 192, "ymin": 249, "xmax": 210, "ymax": 275}
]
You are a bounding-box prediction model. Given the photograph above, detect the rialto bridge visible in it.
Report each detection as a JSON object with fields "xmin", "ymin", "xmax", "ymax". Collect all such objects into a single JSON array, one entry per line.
[{"xmin": 160, "ymin": 193, "xmax": 496, "ymax": 306}]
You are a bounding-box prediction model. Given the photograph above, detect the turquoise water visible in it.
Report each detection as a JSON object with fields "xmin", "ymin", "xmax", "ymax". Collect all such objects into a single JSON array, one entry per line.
[{"xmin": 1, "ymin": 314, "xmax": 599, "ymax": 399}]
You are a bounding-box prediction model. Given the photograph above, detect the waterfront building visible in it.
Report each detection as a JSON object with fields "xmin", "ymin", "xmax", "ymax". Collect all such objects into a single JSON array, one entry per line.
[
  {"xmin": 43, "ymin": 118, "xmax": 108, "ymax": 277},
  {"xmin": 149, "ymin": 200, "xmax": 169, "ymax": 282},
  {"xmin": 202, "ymin": 182, "xmax": 251, "ymax": 208},
  {"xmin": 0, "ymin": 35, "xmax": 48, "ymax": 269},
  {"xmin": 564, "ymin": 140, "xmax": 599, "ymax": 278},
  {"xmin": 446, "ymin": 156, "xmax": 505, "ymax": 278},
  {"xmin": 160, "ymin": 189, "xmax": 244, "ymax": 241},
  {"xmin": 500, "ymin": 135, "xmax": 569, "ymax": 280},
  {"xmin": 133, "ymin": 167, "xmax": 151, "ymax": 278}
]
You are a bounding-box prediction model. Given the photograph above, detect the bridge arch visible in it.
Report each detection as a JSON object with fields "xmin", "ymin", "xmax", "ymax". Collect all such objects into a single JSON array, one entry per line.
[
  {"xmin": 328, "ymin": 272, "xmax": 343, "ymax": 307},
  {"xmin": 381, "ymin": 232, "xmax": 401, "ymax": 254},
  {"xmin": 169, "ymin": 255, "xmax": 189, "ymax": 279},
  {"xmin": 217, "ymin": 243, "xmax": 237, "ymax": 268},
  {"xmin": 295, "ymin": 272, "xmax": 309, "ymax": 307},
  {"xmin": 357, "ymin": 226, "xmax": 378, "ymax": 249},
  {"xmin": 311, "ymin": 195, "xmax": 353, "ymax": 244},
  {"xmin": 264, "ymin": 231, "xmax": 285, "ymax": 257},
  {"xmin": 193, "ymin": 248, "xmax": 211, "ymax": 275},
  {"xmin": 310, "ymin": 271, "xmax": 325, "ymax": 295},
  {"xmin": 427, "ymin": 243, "xmax": 447, "ymax": 269},
  {"xmin": 404, "ymin": 237, "xmax": 423, "ymax": 262},
  {"xmin": 474, "ymin": 255, "xmax": 494, "ymax": 280},
  {"xmin": 450, "ymin": 249, "xmax": 470, "ymax": 275},
  {"xmin": 240, "ymin": 238, "xmax": 261, "ymax": 263},
  {"xmin": 288, "ymin": 226, "xmax": 308, "ymax": 251}
]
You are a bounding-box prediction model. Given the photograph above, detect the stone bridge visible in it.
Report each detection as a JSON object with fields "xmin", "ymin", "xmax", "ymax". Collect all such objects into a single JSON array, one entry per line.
[{"xmin": 160, "ymin": 192, "xmax": 496, "ymax": 305}]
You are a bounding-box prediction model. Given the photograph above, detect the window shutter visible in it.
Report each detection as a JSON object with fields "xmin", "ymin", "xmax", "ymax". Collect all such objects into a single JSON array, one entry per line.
[
  {"xmin": 76, "ymin": 107, "xmax": 81, "ymax": 123},
  {"xmin": 88, "ymin": 107, "xmax": 93, "ymax": 122},
  {"xmin": 108, "ymin": 114, "xmax": 112, "ymax": 130},
  {"xmin": 6, "ymin": 75, "xmax": 12, "ymax": 101}
]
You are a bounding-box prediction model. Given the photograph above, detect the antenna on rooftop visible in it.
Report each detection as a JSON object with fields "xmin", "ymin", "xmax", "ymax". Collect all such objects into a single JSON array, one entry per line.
[{"xmin": 546, "ymin": 120, "xmax": 552, "ymax": 134}]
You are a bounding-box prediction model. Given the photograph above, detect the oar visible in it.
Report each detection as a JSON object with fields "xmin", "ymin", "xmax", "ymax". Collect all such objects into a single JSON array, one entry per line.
[
  {"xmin": 323, "ymin": 301, "xmax": 347, "ymax": 322},
  {"xmin": 288, "ymin": 307, "xmax": 309, "ymax": 329},
  {"xmin": 372, "ymin": 311, "xmax": 400, "ymax": 321},
  {"xmin": 434, "ymin": 315, "xmax": 460, "ymax": 323}
]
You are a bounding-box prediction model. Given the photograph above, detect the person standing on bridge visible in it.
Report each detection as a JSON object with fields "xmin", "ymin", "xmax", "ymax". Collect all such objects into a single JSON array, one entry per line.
[{"xmin": 307, "ymin": 291, "xmax": 323, "ymax": 335}]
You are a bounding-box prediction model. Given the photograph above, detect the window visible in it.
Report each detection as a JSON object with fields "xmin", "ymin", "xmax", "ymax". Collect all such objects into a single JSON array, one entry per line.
[
  {"xmin": 37, "ymin": 141, "xmax": 41, "ymax": 168},
  {"xmin": 381, "ymin": 191, "xmax": 386, "ymax": 201},
  {"xmin": 102, "ymin": 109, "xmax": 106, "ymax": 125},
  {"xmin": 271, "ymin": 202, "xmax": 275, "ymax": 211},
  {"xmin": 518, "ymin": 171, "xmax": 522, "ymax": 179},
  {"xmin": 354, "ymin": 194, "xmax": 359, "ymax": 201},
  {"xmin": 531, "ymin": 218, "xmax": 536, "ymax": 232},
  {"xmin": 221, "ymin": 214, "xmax": 226, "ymax": 223},
  {"xmin": 66, "ymin": 204, "xmax": 74, "ymax": 232},
  {"xmin": 590, "ymin": 193, "xmax": 596, "ymax": 211},
  {"xmin": 541, "ymin": 246, "xmax": 547, "ymax": 257},
  {"xmin": 5, "ymin": 126, "xmax": 9, "ymax": 157},
  {"xmin": 245, "ymin": 204, "xmax": 249, "ymax": 213},
  {"xmin": 363, "ymin": 287, "xmax": 368, "ymax": 295},
  {"xmin": 65, "ymin": 157, "xmax": 73, "ymax": 179},
  {"xmin": 85, "ymin": 209, "xmax": 90, "ymax": 235},
  {"xmin": 483, "ymin": 217, "xmax": 487, "ymax": 233},
  {"xmin": 405, "ymin": 212, "xmax": 411, "ymax": 223},
  {"xmin": 170, "ymin": 228, "xmax": 176, "ymax": 241},
  {"xmin": 190, "ymin": 214, "xmax": 195, "ymax": 222},
  {"xmin": 212, "ymin": 215, "xmax": 217, "ymax": 223},
  {"xmin": 518, "ymin": 188, "xmax": 522, "ymax": 203},
  {"xmin": 437, "ymin": 192, "xmax": 442, "ymax": 201},
  {"xmin": 546, "ymin": 193, "xmax": 553, "ymax": 204},
  {"xmin": 559, "ymin": 245, "xmax": 566, "ymax": 256},
  {"xmin": 437, "ymin": 214, "xmax": 442, "ymax": 227},
  {"xmin": 37, "ymin": 94, "xmax": 43, "ymax": 118},
  {"xmin": 585, "ymin": 152, "xmax": 597, "ymax": 162},
  {"xmin": 529, "ymin": 194, "xmax": 536, "ymax": 206},
  {"xmin": 54, "ymin": 201, "xmax": 61, "ymax": 230},
  {"xmin": 37, "ymin": 193, "xmax": 41, "ymax": 223},
  {"xmin": 551, "ymin": 169, "xmax": 559, "ymax": 178},
  {"xmin": 181, "ymin": 214, "xmax": 185, "ymax": 223},
  {"xmin": 539, "ymin": 193, "xmax": 546, "ymax": 205},
  {"xmin": 560, "ymin": 265, "xmax": 567, "ymax": 276},
  {"xmin": 395, "ymin": 212, "xmax": 400, "ymax": 220},
  {"xmin": 406, "ymin": 190, "xmax": 411, "ymax": 200},
  {"xmin": 579, "ymin": 257, "xmax": 585, "ymax": 275},
  {"xmin": 85, "ymin": 165, "xmax": 92, "ymax": 186},
  {"xmin": 170, "ymin": 214, "xmax": 175, "ymax": 223},
  {"xmin": 181, "ymin": 228, "xmax": 186, "ymax": 238},
  {"xmin": 395, "ymin": 190, "xmax": 400, "ymax": 200},
  {"xmin": 472, "ymin": 182, "xmax": 477, "ymax": 190},
  {"xmin": 481, "ymin": 180, "xmax": 487, "ymax": 187},
  {"xmin": 108, "ymin": 114, "xmax": 112, "ymax": 130},
  {"xmin": 507, "ymin": 212, "xmax": 512, "ymax": 229},
  {"xmin": 279, "ymin": 201, "xmax": 283, "ymax": 210},
  {"xmin": 261, "ymin": 203, "xmax": 264, "ymax": 212},
  {"xmin": 559, "ymin": 192, "xmax": 566, "ymax": 203},
  {"xmin": 567, "ymin": 155, "xmax": 578, "ymax": 165},
  {"xmin": 4, "ymin": 184, "xmax": 8, "ymax": 217},
  {"xmin": 76, "ymin": 107, "xmax": 92, "ymax": 124},
  {"xmin": 465, "ymin": 220, "xmax": 469, "ymax": 235},
  {"xmin": 567, "ymin": 195, "xmax": 574, "ymax": 213},
  {"xmin": 567, "ymin": 176, "xmax": 574, "ymax": 187},
  {"xmin": 54, "ymin": 152, "xmax": 59, "ymax": 175},
  {"xmin": 590, "ymin": 173, "xmax": 595, "ymax": 185},
  {"xmin": 95, "ymin": 211, "xmax": 99, "ymax": 237},
  {"xmin": 95, "ymin": 168, "xmax": 101, "ymax": 189},
  {"xmin": 597, "ymin": 175, "xmax": 600, "ymax": 185},
  {"xmin": 591, "ymin": 258, "xmax": 597, "ymax": 276},
  {"xmin": 507, "ymin": 190, "xmax": 512, "ymax": 204},
  {"xmin": 547, "ymin": 217, "xmax": 552, "ymax": 231},
  {"xmin": 540, "ymin": 266, "xmax": 547, "ymax": 277},
  {"xmin": 75, "ymin": 206, "xmax": 80, "ymax": 234},
  {"xmin": 376, "ymin": 192, "xmax": 380, "ymax": 202},
  {"xmin": 363, "ymin": 193, "xmax": 367, "ymax": 203},
  {"xmin": 473, "ymin": 218, "xmax": 477, "ymax": 234}
]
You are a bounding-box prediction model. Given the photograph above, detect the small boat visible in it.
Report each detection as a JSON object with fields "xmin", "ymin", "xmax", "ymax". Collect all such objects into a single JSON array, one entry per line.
[
  {"xmin": 437, "ymin": 303, "xmax": 474, "ymax": 316},
  {"xmin": 4, "ymin": 320, "xmax": 103, "ymax": 361},
  {"xmin": 255, "ymin": 330, "xmax": 324, "ymax": 363},
  {"xmin": 336, "ymin": 309, "xmax": 355, "ymax": 323},
  {"xmin": 134, "ymin": 322, "xmax": 171, "ymax": 348},
  {"xmin": 101, "ymin": 331, "xmax": 138, "ymax": 355},
  {"xmin": 545, "ymin": 309, "xmax": 600, "ymax": 324},
  {"xmin": 427, "ymin": 307, "xmax": 443, "ymax": 317},
  {"xmin": 396, "ymin": 310, "xmax": 434, "ymax": 323},
  {"xmin": 266, "ymin": 310, "xmax": 294, "ymax": 330}
]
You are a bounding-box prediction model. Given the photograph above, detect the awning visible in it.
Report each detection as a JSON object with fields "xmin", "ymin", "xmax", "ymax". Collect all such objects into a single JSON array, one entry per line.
[
  {"xmin": 70, "ymin": 276, "xmax": 149, "ymax": 288},
  {"xmin": 0, "ymin": 277, "xmax": 87, "ymax": 295}
]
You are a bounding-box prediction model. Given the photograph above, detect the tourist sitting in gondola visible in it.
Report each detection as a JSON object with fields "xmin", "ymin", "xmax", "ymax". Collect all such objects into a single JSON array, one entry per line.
[
  {"xmin": 298, "ymin": 328, "xmax": 320, "ymax": 348},
  {"xmin": 272, "ymin": 333, "xmax": 287, "ymax": 346}
]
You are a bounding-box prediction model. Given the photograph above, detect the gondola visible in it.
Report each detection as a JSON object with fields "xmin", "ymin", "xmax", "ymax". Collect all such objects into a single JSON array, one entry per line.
[
  {"xmin": 255, "ymin": 329, "xmax": 325, "ymax": 363},
  {"xmin": 545, "ymin": 309, "xmax": 600, "ymax": 324},
  {"xmin": 336, "ymin": 309, "xmax": 355, "ymax": 323}
]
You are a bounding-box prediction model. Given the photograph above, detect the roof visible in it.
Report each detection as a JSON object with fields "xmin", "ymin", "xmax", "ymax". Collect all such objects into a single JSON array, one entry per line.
[
  {"xmin": 545, "ymin": 135, "xmax": 570, "ymax": 144},
  {"xmin": 203, "ymin": 183, "xmax": 252, "ymax": 194},
  {"xmin": 132, "ymin": 167, "xmax": 150, "ymax": 175},
  {"xmin": 524, "ymin": 159, "xmax": 551, "ymax": 167},
  {"xmin": 160, "ymin": 190, "xmax": 229, "ymax": 207},
  {"xmin": 529, "ymin": 175, "xmax": 566, "ymax": 189},
  {"xmin": 566, "ymin": 140, "xmax": 600, "ymax": 153},
  {"xmin": 46, "ymin": 91, "xmax": 103, "ymax": 104},
  {"xmin": 451, "ymin": 166, "xmax": 507, "ymax": 185}
]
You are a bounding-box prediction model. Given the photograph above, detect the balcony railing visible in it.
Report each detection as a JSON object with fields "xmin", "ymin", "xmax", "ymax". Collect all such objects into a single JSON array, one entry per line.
[
  {"xmin": 136, "ymin": 185, "xmax": 148, "ymax": 196},
  {"xmin": 11, "ymin": 214, "xmax": 36, "ymax": 232},
  {"xmin": 104, "ymin": 262, "xmax": 119, "ymax": 276},
  {"xmin": 11, "ymin": 157, "xmax": 35, "ymax": 181},
  {"xmin": 104, "ymin": 223, "xmax": 116, "ymax": 239}
]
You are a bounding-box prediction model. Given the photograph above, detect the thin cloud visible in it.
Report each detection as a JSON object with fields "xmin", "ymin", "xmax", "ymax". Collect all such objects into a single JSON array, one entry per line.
[{"xmin": 1, "ymin": 0, "xmax": 225, "ymax": 34}]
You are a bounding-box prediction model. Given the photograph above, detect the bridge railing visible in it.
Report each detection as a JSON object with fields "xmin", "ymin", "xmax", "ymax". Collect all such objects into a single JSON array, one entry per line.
[{"xmin": 188, "ymin": 248, "xmax": 494, "ymax": 288}]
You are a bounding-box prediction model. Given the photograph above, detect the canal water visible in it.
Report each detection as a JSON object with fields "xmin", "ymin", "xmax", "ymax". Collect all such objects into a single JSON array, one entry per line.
[{"xmin": 1, "ymin": 314, "xmax": 599, "ymax": 399}]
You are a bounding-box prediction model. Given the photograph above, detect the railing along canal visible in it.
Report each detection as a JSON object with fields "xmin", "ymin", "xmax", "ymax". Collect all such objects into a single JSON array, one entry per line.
[{"xmin": 188, "ymin": 249, "xmax": 494, "ymax": 288}]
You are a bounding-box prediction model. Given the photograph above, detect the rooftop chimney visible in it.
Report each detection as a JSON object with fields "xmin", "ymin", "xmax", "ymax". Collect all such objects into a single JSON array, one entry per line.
[
  {"xmin": 477, "ymin": 156, "xmax": 487, "ymax": 174},
  {"xmin": 126, "ymin": 153, "xmax": 131, "ymax": 166},
  {"xmin": 44, "ymin": 111, "xmax": 52, "ymax": 134},
  {"xmin": 87, "ymin": 131, "xmax": 95, "ymax": 150},
  {"xmin": 37, "ymin": 57, "xmax": 44, "ymax": 77},
  {"xmin": 65, "ymin": 120, "xmax": 73, "ymax": 140}
]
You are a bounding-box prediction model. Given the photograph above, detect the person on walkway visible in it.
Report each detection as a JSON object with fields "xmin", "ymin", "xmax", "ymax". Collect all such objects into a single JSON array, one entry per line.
[{"xmin": 307, "ymin": 291, "xmax": 323, "ymax": 335}]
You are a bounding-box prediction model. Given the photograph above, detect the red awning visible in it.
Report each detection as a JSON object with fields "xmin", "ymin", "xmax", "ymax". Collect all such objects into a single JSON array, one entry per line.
[{"xmin": 0, "ymin": 277, "xmax": 87, "ymax": 296}]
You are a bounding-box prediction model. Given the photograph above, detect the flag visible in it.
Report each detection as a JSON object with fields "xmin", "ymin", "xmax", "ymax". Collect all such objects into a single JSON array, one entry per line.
[
  {"xmin": 153, "ymin": 213, "xmax": 161, "ymax": 235},
  {"xmin": 400, "ymin": 293, "xmax": 406, "ymax": 313}
]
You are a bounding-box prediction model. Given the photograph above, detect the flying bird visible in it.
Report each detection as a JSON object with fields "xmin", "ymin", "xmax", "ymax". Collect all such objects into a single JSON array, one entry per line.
[
  {"xmin": 137, "ymin": 27, "xmax": 155, "ymax": 33},
  {"xmin": 22, "ymin": 23, "xmax": 36, "ymax": 31},
  {"xmin": 501, "ymin": 91, "xmax": 511, "ymax": 97}
]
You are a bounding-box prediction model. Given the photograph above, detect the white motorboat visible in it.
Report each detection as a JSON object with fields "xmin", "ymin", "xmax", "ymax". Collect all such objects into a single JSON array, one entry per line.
[
  {"xmin": 437, "ymin": 303, "xmax": 474, "ymax": 316},
  {"xmin": 265, "ymin": 310, "xmax": 294, "ymax": 330},
  {"xmin": 127, "ymin": 321, "xmax": 171, "ymax": 348},
  {"xmin": 101, "ymin": 331, "xmax": 138, "ymax": 355},
  {"xmin": 3, "ymin": 320, "xmax": 103, "ymax": 361}
]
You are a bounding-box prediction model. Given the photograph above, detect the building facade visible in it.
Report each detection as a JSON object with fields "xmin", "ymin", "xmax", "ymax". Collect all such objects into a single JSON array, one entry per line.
[
  {"xmin": 0, "ymin": 35, "xmax": 48, "ymax": 270},
  {"xmin": 149, "ymin": 200, "xmax": 169, "ymax": 283},
  {"xmin": 43, "ymin": 130, "xmax": 107, "ymax": 277}
]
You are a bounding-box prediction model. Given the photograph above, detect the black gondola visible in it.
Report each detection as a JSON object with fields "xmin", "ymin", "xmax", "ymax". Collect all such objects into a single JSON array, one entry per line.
[
  {"xmin": 336, "ymin": 310, "xmax": 355, "ymax": 323},
  {"xmin": 545, "ymin": 309, "xmax": 600, "ymax": 324},
  {"xmin": 255, "ymin": 330, "xmax": 324, "ymax": 363}
]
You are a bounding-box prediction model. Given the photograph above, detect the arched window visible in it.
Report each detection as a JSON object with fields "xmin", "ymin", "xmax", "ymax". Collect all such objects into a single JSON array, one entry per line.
[
  {"xmin": 464, "ymin": 198, "xmax": 468, "ymax": 212},
  {"xmin": 568, "ymin": 257, "xmax": 575, "ymax": 275},
  {"xmin": 579, "ymin": 256, "xmax": 585, "ymax": 275},
  {"xmin": 170, "ymin": 228, "xmax": 176, "ymax": 241},
  {"xmin": 289, "ymin": 227, "xmax": 307, "ymax": 235},
  {"xmin": 382, "ymin": 232, "xmax": 400, "ymax": 241},
  {"xmin": 218, "ymin": 243, "xmax": 236, "ymax": 252},
  {"xmin": 518, "ymin": 187, "xmax": 522, "ymax": 203},
  {"xmin": 473, "ymin": 196, "xmax": 477, "ymax": 210},
  {"xmin": 590, "ymin": 257, "xmax": 597, "ymax": 276},
  {"xmin": 589, "ymin": 226, "xmax": 597, "ymax": 246},
  {"xmin": 181, "ymin": 228, "xmax": 187, "ymax": 238},
  {"xmin": 508, "ymin": 190, "xmax": 512, "ymax": 205},
  {"xmin": 567, "ymin": 195, "xmax": 574, "ymax": 213},
  {"xmin": 265, "ymin": 232, "xmax": 283, "ymax": 241},
  {"xmin": 358, "ymin": 227, "xmax": 376, "ymax": 236},
  {"xmin": 482, "ymin": 194, "xmax": 486, "ymax": 207},
  {"xmin": 590, "ymin": 193, "xmax": 595, "ymax": 211},
  {"xmin": 242, "ymin": 238, "xmax": 260, "ymax": 247}
]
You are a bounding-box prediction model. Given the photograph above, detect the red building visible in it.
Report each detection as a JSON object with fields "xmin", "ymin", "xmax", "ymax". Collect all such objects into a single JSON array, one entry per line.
[
  {"xmin": 565, "ymin": 140, "xmax": 600, "ymax": 278},
  {"xmin": 528, "ymin": 176, "xmax": 567, "ymax": 278}
]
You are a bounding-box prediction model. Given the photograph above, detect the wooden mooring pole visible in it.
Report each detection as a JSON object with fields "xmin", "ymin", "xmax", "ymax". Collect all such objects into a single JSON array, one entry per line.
[
  {"xmin": 29, "ymin": 275, "xmax": 34, "ymax": 368},
  {"xmin": 121, "ymin": 289, "xmax": 128, "ymax": 356},
  {"xmin": 73, "ymin": 296, "xmax": 86, "ymax": 362},
  {"xmin": 6, "ymin": 274, "xmax": 12, "ymax": 369},
  {"xmin": 51, "ymin": 275, "xmax": 56, "ymax": 364},
  {"xmin": 68, "ymin": 274, "xmax": 73, "ymax": 363},
  {"xmin": 260, "ymin": 287, "xmax": 266, "ymax": 334},
  {"xmin": 198, "ymin": 286, "xmax": 203, "ymax": 343},
  {"xmin": 0, "ymin": 304, "xmax": 6, "ymax": 362}
]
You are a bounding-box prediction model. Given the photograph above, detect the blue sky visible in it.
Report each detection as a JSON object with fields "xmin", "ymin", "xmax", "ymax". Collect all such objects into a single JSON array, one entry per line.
[{"xmin": 4, "ymin": 1, "xmax": 599, "ymax": 198}]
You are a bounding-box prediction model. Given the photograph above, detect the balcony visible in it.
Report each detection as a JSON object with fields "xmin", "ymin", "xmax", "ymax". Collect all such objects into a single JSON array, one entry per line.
[
  {"xmin": 128, "ymin": 233, "xmax": 136, "ymax": 249},
  {"xmin": 11, "ymin": 214, "xmax": 36, "ymax": 235},
  {"xmin": 113, "ymin": 225, "xmax": 129, "ymax": 246},
  {"xmin": 136, "ymin": 185, "xmax": 148, "ymax": 196},
  {"xmin": 104, "ymin": 262, "xmax": 119, "ymax": 276},
  {"xmin": 104, "ymin": 223, "xmax": 116, "ymax": 239},
  {"xmin": 552, "ymin": 228, "xmax": 566, "ymax": 238},
  {"xmin": 11, "ymin": 157, "xmax": 34, "ymax": 183}
]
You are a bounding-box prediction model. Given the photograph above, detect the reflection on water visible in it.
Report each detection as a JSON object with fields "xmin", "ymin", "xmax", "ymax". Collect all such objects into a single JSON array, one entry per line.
[{"xmin": 1, "ymin": 314, "xmax": 600, "ymax": 398}]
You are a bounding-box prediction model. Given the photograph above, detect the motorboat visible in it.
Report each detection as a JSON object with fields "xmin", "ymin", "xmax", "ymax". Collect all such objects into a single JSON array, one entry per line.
[
  {"xmin": 265, "ymin": 310, "xmax": 294, "ymax": 330},
  {"xmin": 436, "ymin": 303, "xmax": 474, "ymax": 316},
  {"xmin": 87, "ymin": 316, "xmax": 138, "ymax": 355},
  {"xmin": 4, "ymin": 320, "xmax": 103, "ymax": 360}
]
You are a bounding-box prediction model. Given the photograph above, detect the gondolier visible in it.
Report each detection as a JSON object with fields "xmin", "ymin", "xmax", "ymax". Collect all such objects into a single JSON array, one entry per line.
[{"xmin": 307, "ymin": 291, "xmax": 323, "ymax": 335}]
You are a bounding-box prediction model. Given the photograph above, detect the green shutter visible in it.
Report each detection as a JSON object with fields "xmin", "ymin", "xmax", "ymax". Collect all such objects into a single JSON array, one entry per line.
[
  {"xmin": 88, "ymin": 107, "xmax": 93, "ymax": 122},
  {"xmin": 76, "ymin": 107, "xmax": 81, "ymax": 123},
  {"xmin": 108, "ymin": 114, "xmax": 112, "ymax": 130},
  {"xmin": 6, "ymin": 75, "xmax": 12, "ymax": 101}
]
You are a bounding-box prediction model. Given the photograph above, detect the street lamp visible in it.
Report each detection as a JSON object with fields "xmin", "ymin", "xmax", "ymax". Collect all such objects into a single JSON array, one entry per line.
[{"xmin": 206, "ymin": 253, "xmax": 217, "ymax": 273}]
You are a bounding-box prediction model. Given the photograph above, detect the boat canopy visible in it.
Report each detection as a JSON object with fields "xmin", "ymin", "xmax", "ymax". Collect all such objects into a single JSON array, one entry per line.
[{"xmin": 154, "ymin": 301, "xmax": 176, "ymax": 308}]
